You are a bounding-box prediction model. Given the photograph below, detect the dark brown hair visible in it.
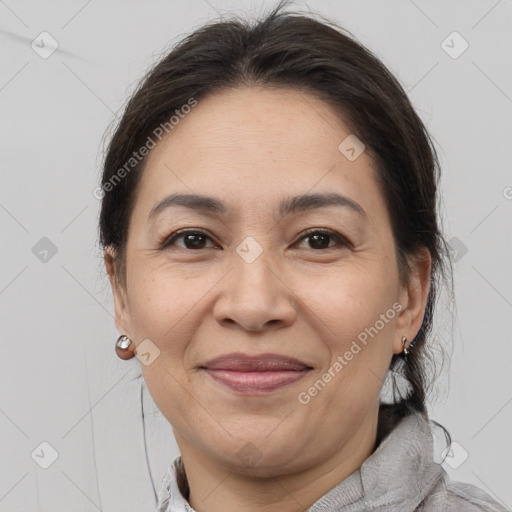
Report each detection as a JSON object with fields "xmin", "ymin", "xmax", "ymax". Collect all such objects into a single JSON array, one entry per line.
[{"xmin": 98, "ymin": 0, "xmax": 453, "ymax": 472}]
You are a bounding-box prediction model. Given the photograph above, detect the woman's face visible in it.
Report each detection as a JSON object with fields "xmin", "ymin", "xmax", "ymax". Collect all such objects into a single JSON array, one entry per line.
[{"xmin": 107, "ymin": 86, "xmax": 430, "ymax": 477}]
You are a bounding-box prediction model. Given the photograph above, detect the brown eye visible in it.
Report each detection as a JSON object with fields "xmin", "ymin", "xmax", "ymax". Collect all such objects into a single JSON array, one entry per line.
[{"xmin": 296, "ymin": 229, "xmax": 350, "ymax": 250}]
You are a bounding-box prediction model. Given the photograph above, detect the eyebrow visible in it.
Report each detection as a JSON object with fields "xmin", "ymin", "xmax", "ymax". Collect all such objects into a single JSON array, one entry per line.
[{"xmin": 148, "ymin": 192, "xmax": 367, "ymax": 221}]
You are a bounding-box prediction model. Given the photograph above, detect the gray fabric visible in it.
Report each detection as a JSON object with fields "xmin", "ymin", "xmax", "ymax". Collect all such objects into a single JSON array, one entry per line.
[{"xmin": 156, "ymin": 412, "xmax": 509, "ymax": 511}]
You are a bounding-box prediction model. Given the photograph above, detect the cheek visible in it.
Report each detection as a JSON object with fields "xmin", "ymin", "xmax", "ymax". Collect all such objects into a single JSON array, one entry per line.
[
  {"xmin": 304, "ymin": 262, "xmax": 397, "ymax": 338},
  {"xmin": 304, "ymin": 265, "xmax": 397, "ymax": 394},
  {"xmin": 127, "ymin": 273, "xmax": 198, "ymax": 424},
  {"xmin": 126, "ymin": 266, "xmax": 194, "ymax": 353}
]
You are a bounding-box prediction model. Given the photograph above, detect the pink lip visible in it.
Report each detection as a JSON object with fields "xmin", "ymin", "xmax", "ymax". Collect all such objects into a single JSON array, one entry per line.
[{"xmin": 201, "ymin": 353, "xmax": 313, "ymax": 393}]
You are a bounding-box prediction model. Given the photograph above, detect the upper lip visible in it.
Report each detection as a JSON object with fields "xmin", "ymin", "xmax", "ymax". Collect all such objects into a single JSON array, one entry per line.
[{"xmin": 201, "ymin": 353, "xmax": 312, "ymax": 371}]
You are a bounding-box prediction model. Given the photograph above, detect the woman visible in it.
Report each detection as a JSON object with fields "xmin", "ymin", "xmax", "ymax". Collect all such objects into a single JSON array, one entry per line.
[{"xmin": 98, "ymin": 2, "xmax": 508, "ymax": 511}]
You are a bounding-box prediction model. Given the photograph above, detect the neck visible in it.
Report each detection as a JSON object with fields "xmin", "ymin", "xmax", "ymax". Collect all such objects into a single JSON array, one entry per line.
[{"xmin": 174, "ymin": 407, "xmax": 379, "ymax": 512}]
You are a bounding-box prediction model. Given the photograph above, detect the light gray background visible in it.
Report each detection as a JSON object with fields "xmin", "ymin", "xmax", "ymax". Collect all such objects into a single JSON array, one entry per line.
[{"xmin": 1, "ymin": 1, "xmax": 511, "ymax": 510}]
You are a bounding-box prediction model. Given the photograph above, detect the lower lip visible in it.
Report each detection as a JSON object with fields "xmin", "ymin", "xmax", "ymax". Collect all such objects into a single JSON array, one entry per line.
[{"xmin": 204, "ymin": 369, "xmax": 311, "ymax": 393}]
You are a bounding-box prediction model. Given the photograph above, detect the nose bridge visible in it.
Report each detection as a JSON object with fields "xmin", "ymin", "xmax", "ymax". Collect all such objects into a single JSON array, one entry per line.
[
  {"xmin": 233, "ymin": 235, "xmax": 282, "ymax": 306},
  {"xmin": 237, "ymin": 246, "xmax": 277, "ymax": 297},
  {"xmin": 212, "ymin": 235, "xmax": 297, "ymax": 330}
]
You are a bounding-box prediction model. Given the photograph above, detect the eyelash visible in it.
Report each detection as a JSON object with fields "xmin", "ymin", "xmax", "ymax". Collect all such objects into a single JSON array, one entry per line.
[{"xmin": 157, "ymin": 228, "xmax": 351, "ymax": 251}]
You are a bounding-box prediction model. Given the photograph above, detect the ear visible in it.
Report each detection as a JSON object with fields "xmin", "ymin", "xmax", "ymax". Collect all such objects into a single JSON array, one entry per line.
[
  {"xmin": 104, "ymin": 246, "xmax": 133, "ymax": 337},
  {"xmin": 393, "ymin": 247, "xmax": 432, "ymax": 354}
]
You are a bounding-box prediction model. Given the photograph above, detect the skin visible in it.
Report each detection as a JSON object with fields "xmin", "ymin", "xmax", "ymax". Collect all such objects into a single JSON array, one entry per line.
[{"xmin": 105, "ymin": 86, "xmax": 431, "ymax": 512}]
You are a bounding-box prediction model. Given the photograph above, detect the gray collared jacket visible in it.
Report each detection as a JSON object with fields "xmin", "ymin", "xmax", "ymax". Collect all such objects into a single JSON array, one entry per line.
[{"xmin": 156, "ymin": 412, "xmax": 509, "ymax": 511}]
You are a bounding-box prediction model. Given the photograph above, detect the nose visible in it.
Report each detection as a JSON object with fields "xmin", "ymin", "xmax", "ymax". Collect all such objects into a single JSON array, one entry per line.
[{"xmin": 212, "ymin": 253, "xmax": 298, "ymax": 332}]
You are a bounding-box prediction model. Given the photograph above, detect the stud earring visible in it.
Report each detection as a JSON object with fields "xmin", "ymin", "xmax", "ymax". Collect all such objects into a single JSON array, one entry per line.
[{"xmin": 115, "ymin": 335, "xmax": 136, "ymax": 360}]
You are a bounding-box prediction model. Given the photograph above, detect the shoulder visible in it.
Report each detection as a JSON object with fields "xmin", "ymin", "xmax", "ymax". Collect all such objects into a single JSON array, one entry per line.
[{"xmin": 417, "ymin": 473, "xmax": 509, "ymax": 512}]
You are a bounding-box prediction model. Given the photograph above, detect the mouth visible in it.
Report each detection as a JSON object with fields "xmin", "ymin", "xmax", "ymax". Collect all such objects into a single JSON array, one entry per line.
[{"xmin": 200, "ymin": 353, "xmax": 313, "ymax": 393}]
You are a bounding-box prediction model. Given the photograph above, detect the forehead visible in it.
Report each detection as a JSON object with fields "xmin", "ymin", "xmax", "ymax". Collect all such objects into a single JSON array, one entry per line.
[
  {"xmin": 133, "ymin": 86, "xmax": 387, "ymax": 224},
  {"xmin": 145, "ymin": 86, "xmax": 360, "ymax": 165}
]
